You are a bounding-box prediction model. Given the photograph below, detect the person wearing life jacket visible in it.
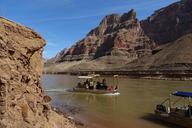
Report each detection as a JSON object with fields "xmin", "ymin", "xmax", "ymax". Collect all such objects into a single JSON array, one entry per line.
[{"xmin": 108, "ymin": 85, "xmax": 114, "ymax": 92}]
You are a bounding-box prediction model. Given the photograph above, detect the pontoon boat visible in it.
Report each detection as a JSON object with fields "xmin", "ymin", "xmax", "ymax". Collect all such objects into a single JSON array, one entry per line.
[
  {"xmin": 68, "ymin": 74, "xmax": 119, "ymax": 94},
  {"xmin": 155, "ymin": 91, "xmax": 192, "ymax": 128}
]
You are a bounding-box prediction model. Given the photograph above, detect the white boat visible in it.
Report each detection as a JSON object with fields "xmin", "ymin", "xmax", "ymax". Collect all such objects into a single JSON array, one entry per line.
[{"xmin": 69, "ymin": 74, "xmax": 119, "ymax": 94}]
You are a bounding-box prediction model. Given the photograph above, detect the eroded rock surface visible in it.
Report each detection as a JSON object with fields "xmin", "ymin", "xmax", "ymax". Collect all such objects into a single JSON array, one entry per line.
[
  {"xmin": 0, "ymin": 17, "xmax": 76, "ymax": 128},
  {"xmin": 47, "ymin": 9, "xmax": 155, "ymax": 64},
  {"xmin": 45, "ymin": 0, "xmax": 192, "ymax": 74},
  {"xmin": 121, "ymin": 33, "xmax": 192, "ymax": 70},
  {"xmin": 141, "ymin": 0, "xmax": 192, "ymax": 45}
]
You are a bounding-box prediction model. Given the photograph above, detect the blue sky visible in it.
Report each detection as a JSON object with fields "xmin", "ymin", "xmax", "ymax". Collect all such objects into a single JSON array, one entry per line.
[{"xmin": 0, "ymin": 0, "xmax": 178, "ymax": 58}]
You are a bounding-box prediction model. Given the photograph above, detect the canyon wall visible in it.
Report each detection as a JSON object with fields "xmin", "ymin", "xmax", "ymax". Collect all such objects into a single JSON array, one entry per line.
[
  {"xmin": 46, "ymin": 9, "xmax": 155, "ymax": 64},
  {"xmin": 141, "ymin": 0, "xmax": 192, "ymax": 45},
  {"xmin": 0, "ymin": 17, "xmax": 75, "ymax": 128},
  {"xmin": 45, "ymin": 0, "xmax": 192, "ymax": 75}
]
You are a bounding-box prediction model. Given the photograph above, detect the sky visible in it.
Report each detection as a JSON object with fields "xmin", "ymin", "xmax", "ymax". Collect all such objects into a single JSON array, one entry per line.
[{"xmin": 0, "ymin": 0, "xmax": 178, "ymax": 59}]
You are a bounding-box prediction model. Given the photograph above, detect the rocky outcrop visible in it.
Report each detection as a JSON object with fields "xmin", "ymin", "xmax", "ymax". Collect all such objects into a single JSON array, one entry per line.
[
  {"xmin": 47, "ymin": 9, "xmax": 155, "ymax": 64},
  {"xmin": 141, "ymin": 0, "xmax": 192, "ymax": 45},
  {"xmin": 0, "ymin": 17, "xmax": 76, "ymax": 128},
  {"xmin": 122, "ymin": 33, "xmax": 192, "ymax": 71},
  {"xmin": 45, "ymin": 0, "xmax": 192, "ymax": 75}
]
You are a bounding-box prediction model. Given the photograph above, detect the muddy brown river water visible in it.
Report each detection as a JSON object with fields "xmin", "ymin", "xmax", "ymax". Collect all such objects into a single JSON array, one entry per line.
[{"xmin": 42, "ymin": 74, "xmax": 192, "ymax": 128}]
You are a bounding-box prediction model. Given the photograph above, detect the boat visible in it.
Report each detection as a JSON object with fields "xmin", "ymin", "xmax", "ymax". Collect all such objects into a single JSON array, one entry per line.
[
  {"xmin": 155, "ymin": 91, "xmax": 192, "ymax": 128},
  {"xmin": 68, "ymin": 74, "xmax": 119, "ymax": 94}
]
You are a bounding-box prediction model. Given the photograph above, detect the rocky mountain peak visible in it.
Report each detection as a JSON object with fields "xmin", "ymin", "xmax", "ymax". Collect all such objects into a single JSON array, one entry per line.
[
  {"xmin": 46, "ymin": 9, "xmax": 155, "ymax": 65},
  {"xmin": 101, "ymin": 14, "xmax": 120, "ymax": 26},
  {"xmin": 88, "ymin": 14, "xmax": 120, "ymax": 36},
  {"xmin": 120, "ymin": 9, "xmax": 136, "ymax": 22},
  {"xmin": 45, "ymin": 0, "xmax": 192, "ymax": 73},
  {"xmin": 88, "ymin": 9, "xmax": 137, "ymax": 36}
]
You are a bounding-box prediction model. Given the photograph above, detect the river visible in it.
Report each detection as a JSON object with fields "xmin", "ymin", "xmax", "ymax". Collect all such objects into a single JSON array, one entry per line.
[{"xmin": 42, "ymin": 74, "xmax": 192, "ymax": 128}]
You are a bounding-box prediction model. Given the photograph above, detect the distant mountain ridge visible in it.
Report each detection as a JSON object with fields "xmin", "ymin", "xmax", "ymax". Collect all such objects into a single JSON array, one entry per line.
[
  {"xmin": 46, "ymin": 9, "xmax": 155, "ymax": 64},
  {"xmin": 45, "ymin": 0, "xmax": 192, "ymax": 75}
]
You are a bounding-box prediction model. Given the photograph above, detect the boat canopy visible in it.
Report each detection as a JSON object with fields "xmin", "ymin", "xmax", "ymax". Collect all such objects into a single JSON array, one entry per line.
[
  {"xmin": 113, "ymin": 75, "xmax": 118, "ymax": 77},
  {"xmin": 172, "ymin": 91, "xmax": 192, "ymax": 98},
  {"xmin": 78, "ymin": 76, "xmax": 93, "ymax": 79},
  {"xmin": 78, "ymin": 74, "xmax": 100, "ymax": 79}
]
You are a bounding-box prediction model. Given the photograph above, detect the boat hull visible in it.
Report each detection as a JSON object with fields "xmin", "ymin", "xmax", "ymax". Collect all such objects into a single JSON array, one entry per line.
[
  {"xmin": 155, "ymin": 110, "xmax": 192, "ymax": 128},
  {"xmin": 68, "ymin": 88, "xmax": 118, "ymax": 94}
]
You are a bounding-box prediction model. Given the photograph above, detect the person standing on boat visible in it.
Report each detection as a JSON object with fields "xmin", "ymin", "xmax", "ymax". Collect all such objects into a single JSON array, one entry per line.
[
  {"xmin": 89, "ymin": 79, "xmax": 94, "ymax": 90},
  {"xmin": 102, "ymin": 79, "xmax": 108, "ymax": 90},
  {"xmin": 84, "ymin": 79, "xmax": 89, "ymax": 89},
  {"xmin": 96, "ymin": 81, "xmax": 101, "ymax": 89}
]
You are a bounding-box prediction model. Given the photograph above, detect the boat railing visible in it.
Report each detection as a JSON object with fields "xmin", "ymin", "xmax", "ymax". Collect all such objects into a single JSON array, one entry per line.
[
  {"xmin": 161, "ymin": 97, "xmax": 187, "ymax": 108},
  {"xmin": 172, "ymin": 97, "xmax": 183, "ymax": 106},
  {"xmin": 160, "ymin": 98, "xmax": 170, "ymax": 105}
]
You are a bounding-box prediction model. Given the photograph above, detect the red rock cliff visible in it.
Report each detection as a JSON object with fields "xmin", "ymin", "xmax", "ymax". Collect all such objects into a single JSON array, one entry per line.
[
  {"xmin": 141, "ymin": 0, "xmax": 192, "ymax": 45},
  {"xmin": 49, "ymin": 9, "xmax": 155, "ymax": 63}
]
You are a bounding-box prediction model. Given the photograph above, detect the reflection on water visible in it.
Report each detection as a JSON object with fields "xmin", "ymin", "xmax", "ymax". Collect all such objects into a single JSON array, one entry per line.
[{"xmin": 42, "ymin": 74, "xmax": 192, "ymax": 128}]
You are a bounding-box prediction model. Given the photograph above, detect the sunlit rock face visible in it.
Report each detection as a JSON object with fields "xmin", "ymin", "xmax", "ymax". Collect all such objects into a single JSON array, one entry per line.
[
  {"xmin": 48, "ymin": 9, "xmax": 155, "ymax": 64},
  {"xmin": 45, "ymin": 0, "xmax": 192, "ymax": 73},
  {"xmin": 141, "ymin": 0, "xmax": 192, "ymax": 45},
  {"xmin": 121, "ymin": 33, "xmax": 192, "ymax": 71},
  {"xmin": 0, "ymin": 17, "xmax": 76, "ymax": 128}
]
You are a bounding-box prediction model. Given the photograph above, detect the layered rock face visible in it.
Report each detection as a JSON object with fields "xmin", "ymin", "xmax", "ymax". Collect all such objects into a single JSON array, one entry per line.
[
  {"xmin": 45, "ymin": 0, "xmax": 192, "ymax": 74},
  {"xmin": 122, "ymin": 33, "xmax": 192, "ymax": 70},
  {"xmin": 141, "ymin": 0, "xmax": 192, "ymax": 45},
  {"xmin": 0, "ymin": 17, "xmax": 75, "ymax": 128},
  {"xmin": 50, "ymin": 9, "xmax": 155, "ymax": 63}
]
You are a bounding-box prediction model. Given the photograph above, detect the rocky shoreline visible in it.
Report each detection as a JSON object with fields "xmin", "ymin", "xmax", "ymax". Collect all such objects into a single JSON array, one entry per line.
[{"xmin": 51, "ymin": 106, "xmax": 85, "ymax": 128}]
